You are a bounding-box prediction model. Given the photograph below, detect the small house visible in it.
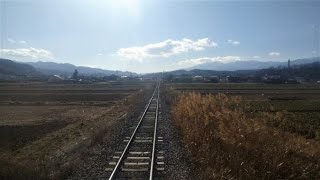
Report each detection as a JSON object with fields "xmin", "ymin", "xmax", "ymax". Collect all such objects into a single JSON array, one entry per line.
[{"xmin": 48, "ymin": 75, "xmax": 64, "ymax": 83}]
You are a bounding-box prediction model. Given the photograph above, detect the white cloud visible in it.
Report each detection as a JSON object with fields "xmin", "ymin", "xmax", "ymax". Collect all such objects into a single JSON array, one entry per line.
[
  {"xmin": 7, "ymin": 38, "xmax": 27, "ymax": 45},
  {"xmin": 7, "ymin": 38, "xmax": 16, "ymax": 44},
  {"xmin": 117, "ymin": 38, "xmax": 217, "ymax": 60},
  {"xmin": 232, "ymin": 41, "xmax": 240, "ymax": 45},
  {"xmin": 178, "ymin": 56, "xmax": 241, "ymax": 67},
  {"xmin": 19, "ymin": 40, "xmax": 27, "ymax": 44},
  {"xmin": 268, "ymin": 52, "xmax": 280, "ymax": 57},
  {"xmin": 0, "ymin": 47, "xmax": 54, "ymax": 60},
  {"xmin": 227, "ymin": 39, "xmax": 240, "ymax": 46},
  {"xmin": 253, "ymin": 56, "xmax": 260, "ymax": 59},
  {"xmin": 96, "ymin": 53, "xmax": 104, "ymax": 56}
]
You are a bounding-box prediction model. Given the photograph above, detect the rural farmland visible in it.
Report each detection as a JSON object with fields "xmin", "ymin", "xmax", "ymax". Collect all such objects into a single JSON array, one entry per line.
[
  {"xmin": 0, "ymin": 81, "xmax": 155, "ymax": 178},
  {"xmin": 1, "ymin": 80, "xmax": 320, "ymax": 179},
  {"xmin": 1, "ymin": 0, "xmax": 320, "ymax": 179}
]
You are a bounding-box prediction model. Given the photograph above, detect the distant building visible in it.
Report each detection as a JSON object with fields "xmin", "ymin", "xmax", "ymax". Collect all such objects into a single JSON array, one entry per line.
[
  {"xmin": 48, "ymin": 75, "xmax": 64, "ymax": 83},
  {"xmin": 227, "ymin": 76, "xmax": 242, "ymax": 83},
  {"xmin": 192, "ymin": 76, "xmax": 204, "ymax": 82},
  {"xmin": 285, "ymin": 78, "xmax": 300, "ymax": 84},
  {"xmin": 174, "ymin": 76, "xmax": 193, "ymax": 83},
  {"xmin": 78, "ymin": 79, "xmax": 93, "ymax": 84},
  {"xmin": 139, "ymin": 77, "xmax": 152, "ymax": 81},
  {"xmin": 103, "ymin": 74, "xmax": 119, "ymax": 81},
  {"xmin": 263, "ymin": 75, "xmax": 283, "ymax": 84},
  {"xmin": 220, "ymin": 76, "xmax": 228, "ymax": 83},
  {"xmin": 295, "ymin": 77, "xmax": 305, "ymax": 83},
  {"xmin": 206, "ymin": 76, "xmax": 220, "ymax": 83}
]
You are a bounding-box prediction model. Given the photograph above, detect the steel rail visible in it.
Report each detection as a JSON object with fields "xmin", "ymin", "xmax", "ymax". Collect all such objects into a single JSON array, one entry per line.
[
  {"xmin": 108, "ymin": 83, "xmax": 159, "ymax": 180},
  {"xmin": 149, "ymin": 84, "xmax": 160, "ymax": 180}
]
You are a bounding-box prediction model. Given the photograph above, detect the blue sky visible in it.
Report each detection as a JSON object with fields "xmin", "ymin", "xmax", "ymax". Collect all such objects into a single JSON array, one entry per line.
[{"xmin": 0, "ymin": 0, "xmax": 320, "ymax": 73}]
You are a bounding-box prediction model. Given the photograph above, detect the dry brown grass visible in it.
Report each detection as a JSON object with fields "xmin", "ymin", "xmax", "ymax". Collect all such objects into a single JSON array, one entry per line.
[{"xmin": 172, "ymin": 92, "xmax": 320, "ymax": 179}]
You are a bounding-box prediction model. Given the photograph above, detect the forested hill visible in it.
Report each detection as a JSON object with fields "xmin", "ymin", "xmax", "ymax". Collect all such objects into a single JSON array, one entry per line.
[
  {"xmin": 0, "ymin": 58, "xmax": 37, "ymax": 76},
  {"xmin": 26, "ymin": 61, "xmax": 136, "ymax": 77}
]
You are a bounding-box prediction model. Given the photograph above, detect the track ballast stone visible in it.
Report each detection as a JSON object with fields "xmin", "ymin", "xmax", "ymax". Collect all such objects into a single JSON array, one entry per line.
[{"xmin": 69, "ymin": 83, "xmax": 194, "ymax": 179}]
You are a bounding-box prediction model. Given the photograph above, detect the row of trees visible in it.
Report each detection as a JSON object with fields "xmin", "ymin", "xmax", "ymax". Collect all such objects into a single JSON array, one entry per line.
[
  {"xmin": 162, "ymin": 61, "xmax": 320, "ymax": 82},
  {"xmin": 257, "ymin": 62, "xmax": 320, "ymax": 80}
]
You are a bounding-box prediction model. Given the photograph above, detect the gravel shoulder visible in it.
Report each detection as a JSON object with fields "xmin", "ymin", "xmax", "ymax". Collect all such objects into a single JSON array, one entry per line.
[{"xmin": 158, "ymin": 87, "xmax": 195, "ymax": 180}]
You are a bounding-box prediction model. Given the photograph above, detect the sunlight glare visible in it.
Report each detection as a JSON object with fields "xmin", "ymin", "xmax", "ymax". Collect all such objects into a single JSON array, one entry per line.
[{"xmin": 107, "ymin": 0, "xmax": 141, "ymax": 17}]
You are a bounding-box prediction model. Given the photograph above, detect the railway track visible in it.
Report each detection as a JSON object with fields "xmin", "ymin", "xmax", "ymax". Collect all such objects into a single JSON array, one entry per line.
[{"xmin": 105, "ymin": 83, "xmax": 164, "ymax": 179}]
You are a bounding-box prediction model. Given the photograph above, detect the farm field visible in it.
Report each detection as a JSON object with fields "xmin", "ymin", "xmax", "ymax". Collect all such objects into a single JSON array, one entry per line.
[
  {"xmin": 0, "ymin": 82, "xmax": 148, "ymax": 105},
  {"xmin": 168, "ymin": 83, "xmax": 320, "ymax": 100},
  {"xmin": 167, "ymin": 82, "xmax": 320, "ymax": 138},
  {"xmin": 0, "ymin": 81, "xmax": 154, "ymax": 178},
  {"xmin": 167, "ymin": 82, "xmax": 320, "ymax": 179}
]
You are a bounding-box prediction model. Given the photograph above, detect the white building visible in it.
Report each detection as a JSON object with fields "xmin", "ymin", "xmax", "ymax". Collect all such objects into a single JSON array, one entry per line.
[{"xmin": 48, "ymin": 75, "xmax": 64, "ymax": 83}]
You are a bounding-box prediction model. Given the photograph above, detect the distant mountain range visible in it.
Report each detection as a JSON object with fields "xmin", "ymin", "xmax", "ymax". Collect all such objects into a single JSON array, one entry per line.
[
  {"xmin": 26, "ymin": 61, "xmax": 136, "ymax": 77},
  {"xmin": 0, "ymin": 58, "xmax": 44, "ymax": 81},
  {"xmin": 0, "ymin": 58, "xmax": 137, "ymax": 81},
  {"xmin": 1, "ymin": 57, "xmax": 320, "ymax": 81},
  {"xmin": 0, "ymin": 59, "xmax": 36, "ymax": 76},
  {"xmin": 188, "ymin": 57, "xmax": 320, "ymax": 71}
]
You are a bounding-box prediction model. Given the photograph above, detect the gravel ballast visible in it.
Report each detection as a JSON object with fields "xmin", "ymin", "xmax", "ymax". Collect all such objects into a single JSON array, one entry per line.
[{"xmin": 68, "ymin": 83, "xmax": 195, "ymax": 179}]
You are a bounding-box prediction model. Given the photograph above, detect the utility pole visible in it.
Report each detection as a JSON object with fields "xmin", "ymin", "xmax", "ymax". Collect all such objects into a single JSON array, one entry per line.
[
  {"xmin": 0, "ymin": 1, "xmax": 7, "ymax": 58},
  {"xmin": 313, "ymin": 24, "xmax": 320, "ymax": 57},
  {"xmin": 288, "ymin": 59, "xmax": 291, "ymax": 76}
]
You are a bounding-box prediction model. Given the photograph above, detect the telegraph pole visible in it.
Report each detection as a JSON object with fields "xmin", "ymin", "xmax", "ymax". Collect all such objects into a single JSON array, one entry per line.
[
  {"xmin": 0, "ymin": 0, "xmax": 7, "ymax": 58},
  {"xmin": 313, "ymin": 24, "xmax": 320, "ymax": 57}
]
